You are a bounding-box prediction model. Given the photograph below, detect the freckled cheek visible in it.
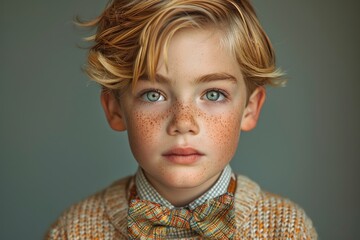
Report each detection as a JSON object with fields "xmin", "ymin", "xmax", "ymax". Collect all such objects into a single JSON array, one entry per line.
[
  {"xmin": 125, "ymin": 111, "xmax": 166, "ymax": 152},
  {"xmin": 206, "ymin": 113, "xmax": 241, "ymax": 161}
]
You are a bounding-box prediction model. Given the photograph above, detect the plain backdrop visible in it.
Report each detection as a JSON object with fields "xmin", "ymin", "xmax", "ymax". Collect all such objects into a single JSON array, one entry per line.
[{"xmin": 1, "ymin": 0, "xmax": 359, "ymax": 239}]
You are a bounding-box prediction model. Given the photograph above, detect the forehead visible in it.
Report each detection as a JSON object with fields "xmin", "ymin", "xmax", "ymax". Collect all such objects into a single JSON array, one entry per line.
[{"xmin": 156, "ymin": 27, "xmax": 243, "ymax": 83}]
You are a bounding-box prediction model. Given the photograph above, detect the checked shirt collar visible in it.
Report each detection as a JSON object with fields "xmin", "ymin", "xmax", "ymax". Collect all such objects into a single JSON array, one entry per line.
[{"xmin": 135, "ymin": 165, "xmax": 232, "ymax": 210}]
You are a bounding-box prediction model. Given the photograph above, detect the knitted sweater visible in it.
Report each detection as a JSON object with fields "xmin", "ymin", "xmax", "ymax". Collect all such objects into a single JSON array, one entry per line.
[{"xmin": 45, "ymin": 175, "xmax": 317, "ymax": 239}]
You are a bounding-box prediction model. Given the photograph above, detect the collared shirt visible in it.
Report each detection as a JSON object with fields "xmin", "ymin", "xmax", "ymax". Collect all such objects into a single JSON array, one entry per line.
[
  {"xmin": 134, "ymin": 165, "xmax": 233, "ymax": 238},
  {"xmin": 135, "ymin": 165, "xmax": 232, "ymax": 210}
]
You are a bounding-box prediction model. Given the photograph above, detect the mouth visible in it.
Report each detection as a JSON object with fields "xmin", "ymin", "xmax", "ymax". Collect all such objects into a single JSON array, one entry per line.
[{"xmin": 162, "ymin": 147, "xmax": 204, "ymax": 164}]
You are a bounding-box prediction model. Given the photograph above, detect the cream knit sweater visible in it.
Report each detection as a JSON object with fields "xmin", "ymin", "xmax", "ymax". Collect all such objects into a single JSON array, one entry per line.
[{"xmin": 46, "ymin": 175, "xmax": 317, "ymax": 239}]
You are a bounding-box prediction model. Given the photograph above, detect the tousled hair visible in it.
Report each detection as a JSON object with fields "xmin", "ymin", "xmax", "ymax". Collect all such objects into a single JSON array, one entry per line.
[{"xmin": 78, "ymin": 0, "xmax": 285, "ymax": 96}]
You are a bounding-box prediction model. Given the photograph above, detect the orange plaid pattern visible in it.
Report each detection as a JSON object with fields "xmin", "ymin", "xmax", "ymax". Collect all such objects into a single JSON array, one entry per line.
[{"xmin": 127, "ymin": 177, "xmax": 237, "ymax": 239}]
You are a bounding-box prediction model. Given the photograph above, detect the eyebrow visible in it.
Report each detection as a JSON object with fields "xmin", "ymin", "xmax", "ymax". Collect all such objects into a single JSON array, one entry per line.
[
  {"xmin": 195, "ymin": 73, "xmax": 238, "ymax": 84},
  {"xmin": 153, "ymin": 73, "xmax": 238, "ymax": 84}
]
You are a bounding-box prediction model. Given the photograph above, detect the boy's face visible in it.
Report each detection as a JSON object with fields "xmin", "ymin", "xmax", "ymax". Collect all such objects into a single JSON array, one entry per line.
[{"xmin": 102, "ymin": 27, "xmax": 265, "ymax": 196}]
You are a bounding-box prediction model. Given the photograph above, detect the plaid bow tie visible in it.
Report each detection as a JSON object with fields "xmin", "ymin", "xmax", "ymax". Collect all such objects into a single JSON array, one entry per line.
[{"xmin": 127, "ymin": 177, "xmax": 236, "ymax": 239}]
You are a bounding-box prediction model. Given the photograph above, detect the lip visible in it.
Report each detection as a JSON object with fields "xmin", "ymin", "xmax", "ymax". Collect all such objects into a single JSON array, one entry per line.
[{"xmin": 162, "ymin": 147, "xmax": 204, "ymax": 164}]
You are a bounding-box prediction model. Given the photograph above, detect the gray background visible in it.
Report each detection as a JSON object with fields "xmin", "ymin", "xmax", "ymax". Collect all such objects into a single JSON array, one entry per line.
[{"xmin": 1, "ymin": 0, "xmax": 359, "ymax": 239}]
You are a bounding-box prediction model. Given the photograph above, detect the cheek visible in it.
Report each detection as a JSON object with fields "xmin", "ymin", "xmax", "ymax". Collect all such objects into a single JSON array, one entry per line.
[
  {"xmin": 205, "ymin": 111, "xmax": 241, "ymax": 159},
  {"xmin": 125, "ymin": 110, "xmax": 165, "ymax": 154}
]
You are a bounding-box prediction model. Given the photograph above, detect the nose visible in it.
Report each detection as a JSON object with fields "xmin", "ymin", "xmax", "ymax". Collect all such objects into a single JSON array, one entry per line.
[{"xmin": 167, "ymin": 102, "xmax": 200, "ymax": 136}]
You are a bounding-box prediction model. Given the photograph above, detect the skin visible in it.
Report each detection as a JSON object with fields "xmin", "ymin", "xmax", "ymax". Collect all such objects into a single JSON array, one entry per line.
[{"xmin": 101, "ymin": 27, "xmax": 266, "ymax": 206}]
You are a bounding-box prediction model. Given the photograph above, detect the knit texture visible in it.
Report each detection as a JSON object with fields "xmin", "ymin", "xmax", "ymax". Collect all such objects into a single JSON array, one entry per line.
[{"xmin": 45, "ymin": 175, "xmax": 317, "ymax": 239}]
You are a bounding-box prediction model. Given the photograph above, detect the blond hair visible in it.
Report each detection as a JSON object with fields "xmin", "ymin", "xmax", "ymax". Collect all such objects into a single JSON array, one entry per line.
[{"xmin": 79, "ymin": 0, "xmax": 285, "ymax": 95}]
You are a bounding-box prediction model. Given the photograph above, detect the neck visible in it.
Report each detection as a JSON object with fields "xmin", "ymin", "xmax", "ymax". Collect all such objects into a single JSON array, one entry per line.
[{"xmin": 145, "ymin": 172, "xmax": 221, "ymax": 207}]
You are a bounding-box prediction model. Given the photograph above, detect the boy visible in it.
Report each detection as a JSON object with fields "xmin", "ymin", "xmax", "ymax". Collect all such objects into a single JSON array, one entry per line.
[{"xmin": 47, "ymin": 0, "xmax": 317, "ymax": 239}]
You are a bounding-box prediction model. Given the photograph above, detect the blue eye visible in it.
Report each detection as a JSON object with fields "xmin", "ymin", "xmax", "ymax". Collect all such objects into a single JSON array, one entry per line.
[
  {"xmin": 204, "ymin": 90, "xmax": 225, "ymax": 101},
  {"xmin": 141, "ymin": 90, "xmax": 165, "ymax": 102}
]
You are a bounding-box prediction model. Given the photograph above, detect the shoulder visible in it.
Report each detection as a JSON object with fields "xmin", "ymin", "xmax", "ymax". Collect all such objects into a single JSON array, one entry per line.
[
  {"xmin": 234, "ymin": 174, "xmax": 317, "ymax": 239},
  {"xmin": 45, "ymin": 176, "xmax": 132, "ymax": 240}
]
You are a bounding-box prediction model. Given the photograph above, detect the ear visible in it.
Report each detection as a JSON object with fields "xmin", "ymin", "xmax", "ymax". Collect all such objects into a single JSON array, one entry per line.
[
  {"xmin": 100, "ymin": 90, "xmax": 127, "ymax": 131},
  {"xmin": 241, "ymin": 87, "xmax": 266, "ymax": 131}
]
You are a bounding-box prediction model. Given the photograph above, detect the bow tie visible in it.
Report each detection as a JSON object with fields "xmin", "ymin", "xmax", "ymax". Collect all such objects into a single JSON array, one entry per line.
[{"xmin": 127, "ymin": 178, "xmax": 237, "ymax": 239}]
